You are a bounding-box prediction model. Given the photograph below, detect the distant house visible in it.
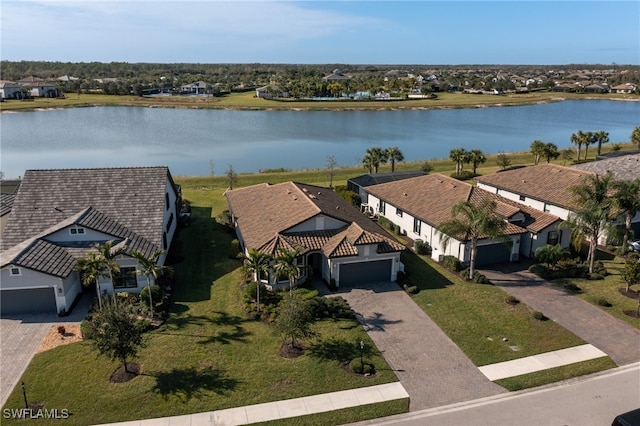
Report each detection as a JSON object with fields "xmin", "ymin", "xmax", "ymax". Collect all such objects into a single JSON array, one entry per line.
[
  {"xmin": 611, "ymin": 83, "xmax": 637, "ymax": 94},
  {"xmin": 180, "ymin": 81, "xmax": 209, "ymax": 95},
  {"xmin": 255, "ymin": 84, "xmax": 289, "ymax": 99},
  {"xmin": 347, "ymin": 171, "xmax": 426, "ymax": 205},
  {"xmin": 584, "ymin": 84, "xmax": 608, "ymax": 94},
  {"xmin": 226, "ymin": 181, "xmax": 405, "ymax": 289},
  {"xmin": 0, "ymin": 81, "xmax": 22, "ymax": 99},
  {"xmin": 0, "ymin": 167, "xmax": 181, "ymax": 316},
  {"xmin": 16, "ymin": 76, "xmax": 59, "ymax": 98},
  {"xmin": 364, "ymin": 174, "xmax": 564, "ymax": 265},
  {"xmin": 323, "ymin": 69, "xmax": 351, "ymax": 82}
]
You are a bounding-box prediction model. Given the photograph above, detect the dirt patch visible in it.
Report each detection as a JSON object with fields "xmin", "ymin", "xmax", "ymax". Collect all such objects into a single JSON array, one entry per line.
[
  {"xmin": 278, "ymin": 342, "xmax": 304, "ymax": 358},
  {"xmin": 618, "ymin": 288, "xmax": 640, "ymax": 300},
  {"xmin": 36, "ymin": 324, "xmax": 83, "ymax": 353},
  {"xmin": 110, "ymin": 363, "xmax": 140, "ymax": 383}
]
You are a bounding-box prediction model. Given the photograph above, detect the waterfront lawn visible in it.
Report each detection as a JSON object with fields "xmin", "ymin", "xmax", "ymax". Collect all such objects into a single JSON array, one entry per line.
[{"xmin": 1, "ymin": 208, "xmax": 401, "ymax": 426}]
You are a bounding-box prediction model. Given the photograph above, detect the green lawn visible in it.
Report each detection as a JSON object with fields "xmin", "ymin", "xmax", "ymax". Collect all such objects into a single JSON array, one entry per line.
[{"xmin": 1, "ymin": 209, "xmax": 402, "ymax": 426}]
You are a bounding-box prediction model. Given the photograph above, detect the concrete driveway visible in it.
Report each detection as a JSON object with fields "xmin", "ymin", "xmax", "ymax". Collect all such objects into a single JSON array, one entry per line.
[
  {"xmin": 0, "ymin": 292, "xmax": 91, "ymax": 407},
  {"xmin": 324, "ymin": 282, "xmax": 506, "ymax": 411}
]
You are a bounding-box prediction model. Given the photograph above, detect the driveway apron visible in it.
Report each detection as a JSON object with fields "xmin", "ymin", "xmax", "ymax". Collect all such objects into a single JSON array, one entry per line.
[
  {"xmin": 329, "ymin": 282, "xmax": 506, "ymax": 411},
  {"xmin": 480, "ymin": 264, "xmax": 640, "ymax": 367},
  {"xmin": 0, "ymin": 292, "xmax": 91, "ymax": 407}
]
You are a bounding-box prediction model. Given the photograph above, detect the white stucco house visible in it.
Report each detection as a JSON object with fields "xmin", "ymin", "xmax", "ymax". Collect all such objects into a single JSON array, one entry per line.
[
  {"xmin": 225, "ymin": 181, "xmax": 405, "ymax": 289},
  {"xmin": 364, "ymin": 174, "xmax": 566, "ymax": 266},
  {"xmin": 0, "ymin": 167, "xmax": 181, "ymax": 316}
]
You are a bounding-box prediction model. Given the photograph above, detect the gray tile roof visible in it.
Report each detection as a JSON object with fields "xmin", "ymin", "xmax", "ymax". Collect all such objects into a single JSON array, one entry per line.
[
  {"xmin": 0, "ymin": 167, "xmax": 177, "ymax": 277},
  {"xmin": 0, "ymin": 194, "xmax": 15, "ymax": 217},
  {"xmin": 348, "ymin": 171, "xmax": 426, "ymax": 188},
  {"xmin": 572, "ymin": 154, "xmax": 640, "ymax": 181}
]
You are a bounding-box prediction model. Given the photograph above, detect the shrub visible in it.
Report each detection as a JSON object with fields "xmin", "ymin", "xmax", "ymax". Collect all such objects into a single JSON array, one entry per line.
[
  {"xmin": 80, "ymin": 319, "xmax": 94, "ymax": 340},
  {"xmin": 396, "ymin": 270, "xmax": 408, "ymax": 284},
  {"xmin": 593, "ymin": 261, "xmax": 608, "ymax": 277},
  {"xmin": 349, "ymin": 358, "xmax": 375, "ymax": 375},
  {"xmin": 595, "ymin": 297, "xmax": 612, "ymax": 307},
  {"xmin": 308, "ymin": 296, "xmax": 355, "ymax": 320},
  {"xmin": 334, "ymin": 185, "xmax": 361, "ymax": 207},
  {"xmin": 505, "ymin": 295, "xmax": 520, "ymax": 305},
  {"xmin": 451, "ymin": 170, "xmax": 476, "ymax": 181},
  {"xmin": 562, "ymin": 283, "xmax": 582, "ymax": 293},
  {"xmin": 403, "ymin": 284, "xmax": 419, "ymax": 294},
  {"xmin": 229, "ymin": 239, "xmax": 241, "ymax": 258},
  {"xmin": 535, "ymin": 244, "xmax": 569, "ymax": 267},
  {"xmin": 589, "ymin": 273, "xmax": 605, "ymax": 280},
  {"xmin": 377, "ymin": 216, "xmax": 395, "ymax": 232},
  {"xmin": 442, "ymin": 255, "xmax": 462, "ymax": 272},
  {"xmin": 528, "ymin": 263, "xmax": 551, "ymax": 279},
  {"xmin": 414, "ymin": 239, "xmax": 432, "ymax": 256},
  {"xmin": 532, "ymin": 311, "xmax": 546, "ymax": 321},
  {"xmin": 139, "ymin": 285, "xmax": 166, "ymax": 309}
]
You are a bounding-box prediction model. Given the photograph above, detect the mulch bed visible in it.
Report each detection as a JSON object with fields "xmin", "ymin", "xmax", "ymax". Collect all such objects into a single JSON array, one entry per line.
[
  {"xmin": 623, "ymin": 310, "xmax": 640, "ymax": 319},
  {"xmin": 618, "ymin": 288, "xmax": 640, "ymax": 300},
  {"xmin": 278, "ymin": 342, "xmax": 304, "ymax": 358},
  {"xmin": 340, "ymin": 362, "xmax": 378, "ymax": 378},
  {"xmin": 110, "ymin": 363, "xmax": 140, "ymax": 383}
]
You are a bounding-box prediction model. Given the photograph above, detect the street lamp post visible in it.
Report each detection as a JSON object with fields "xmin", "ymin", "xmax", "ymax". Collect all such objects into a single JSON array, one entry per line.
[
  {"xmin": 21, "ymin": 381, "xmax": 28, "ymax": 409},
  {"xmin": 360, "ymin": 340, "xmax": 364, "ymax": 366}
]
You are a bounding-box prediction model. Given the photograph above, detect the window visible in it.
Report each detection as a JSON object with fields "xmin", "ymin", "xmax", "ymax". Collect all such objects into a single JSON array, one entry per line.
[
  {"xmin": 113, "ymin": 267, "xmax": 137, "ymax": 289},
  {"xmin": 10, "ymin": 267, "xmax": 21, "ymax": 276},
  {"xmin": 166, "ymin": 213, "xmax": 174, "ymax": 232},
  {"xmin": 69, "ymin": 227, "xmax": 85, "ymax": 235},
  {"xmin": 519, "ymin": 195, "xmax": 526, "ymax": 201},
  {"xmin": 396, "ymin": 208, "xmax": 403, "ymax": 217},
  {"xmin": 413, "ymin": 218, "xmax": 422, "ymax": 235},
  {"xmin": 547, "ymin": 230, "xmax": 560, "ymax": 246},
  {"xmin": 163, "ymin": 232, "xmax": 168, "ymax": 250},
  {"xmin": 544, "ymin": 204, "xmax": 551, "ymax": 213},
  {"xmin": 379, "ymin": 200, "xmax": 386, "ymax": 215},
  {"xmin": 165, "ymin": 192, "xmax": 170, "ymax": 211}
]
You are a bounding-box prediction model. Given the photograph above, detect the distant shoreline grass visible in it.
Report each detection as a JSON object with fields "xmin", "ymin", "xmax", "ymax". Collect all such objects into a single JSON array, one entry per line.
[{"xmin": 1, "ymin": 90, "xmax": 637, "ymax": 113}]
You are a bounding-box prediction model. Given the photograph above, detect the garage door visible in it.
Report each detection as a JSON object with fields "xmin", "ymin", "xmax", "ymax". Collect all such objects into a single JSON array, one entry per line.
[
  {"xmin": 0, "ymin": 288, "xmax": 56, "ymax": 315},
  {"xmin": 475, "ymin": 243, "xmax": 512, "ymax": 267},
  {"xmin": 339, "ymin": 259, "xmax": 392, "ymax": 287}
]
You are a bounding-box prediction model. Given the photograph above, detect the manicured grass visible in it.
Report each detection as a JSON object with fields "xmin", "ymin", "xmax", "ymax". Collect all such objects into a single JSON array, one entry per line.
[
  {"xmin": 2, "ymin": 91, "xmax": 636, "ymax": 112},
  {"xmin": 1, "ymin": 208, "xmax": 401, "ymax": 425},
  {"xmin": 400, "ymin": 252, "xmax": 594, "ymax": 366},
  {"xmin": 495, "ymin": 357, "xmax": 617, "ymax": 391},
  {"xmin": 552, "ymin": 256, "xmax": 640, "ymax": 330}
]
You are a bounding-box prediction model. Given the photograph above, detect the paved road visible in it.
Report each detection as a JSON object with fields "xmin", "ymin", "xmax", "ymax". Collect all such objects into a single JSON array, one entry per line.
[
  {"xmin": 480, "ymin": 263, "xmax": 640, "ymax": 366},
  {"xmin": 350, "ymin": 362, "xmax": 640, "ymax": 426},
  {"xmin": 0, "ymin": 293, "xmax": 91, "ymax": 407},
  {"xmin": 326, "ymin": 282, "xmax": 506, "ymax": 411}
]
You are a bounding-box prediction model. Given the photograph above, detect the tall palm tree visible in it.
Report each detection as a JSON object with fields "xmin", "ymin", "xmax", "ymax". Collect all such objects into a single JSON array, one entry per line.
[
  {"xmin": 238, "ymin": 249, "xmax": 271, "ymax": 312},
  {"xmin": 386, "ymin": 146, "xmax": 404, "ymax": 172},
  {"xmin": 94, "ymin": 240, "xmax": 124, "ymax": 303},
  {"xmin": 570, "ymin": 131, "xmax": 585, "ymax": 161},
  {"xmin": 75, "ymin": 252, "xmax": 109, "ymax": 311},
  {"xmin": 612, "ymin": 178, "xmax": 640, "ymax": 252},
  {"xmin": 449, "ymin": 147, "xmax": 467, "ymax": 176},
  {"xmin": 563, "ymin": 173, "xmax": 617, "ymax": 273},
  {"xmin": 438, "ymin": 199, "xmax": 508, "ymax": 280},
  {"xmin": 468, "ymin": 149, "xmax": 486, "ymax": 174},
  {"xmin": 130, "ymin": 249, "xmax": 173, "ymax": 317},
  {"xmin": 595, "ymin": 130, "xmax": 609, "ymax": 156},
  {"xmin": 542, "ymin": 142, "xmax": 560, "ymax": 163},
  {"xmin": 530, "ymin": 140, "xmax": 545, "ymax": 165},
  {"xmin": 362, "ymin": 151, "xmax": 375, "ymax": 174},
  {"xmin": 368, "ymin": 147, "xmax": 388, "ymax": 173},
  {"xmin": 583, "ymin": 131, "xmax": 596, "ymax": 160},
  {"xmin": 273, "ymin": 248, "xmax": 305, "ymax": 292}
]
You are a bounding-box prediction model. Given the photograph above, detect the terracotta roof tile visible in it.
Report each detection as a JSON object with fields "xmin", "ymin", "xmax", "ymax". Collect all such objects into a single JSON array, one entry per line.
[{"xmin": 475, "ymin": 164, "xmax": 594, "ymax": 209}]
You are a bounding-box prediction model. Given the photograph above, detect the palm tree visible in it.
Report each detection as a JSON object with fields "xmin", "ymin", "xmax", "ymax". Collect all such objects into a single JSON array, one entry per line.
[
  {"xmin": 563, "ymin": 173, "xmax": 617, "ymax": 274},
  {"xmin": 438, "ymin": 199, "xmax": 508, "ymax": 280},
  {"xmin": 542, "ymin": 142, "xmax": 560, "ymax": 163},
  {"xmin": 449, "ymin": 147, "xmax": 467, "ymax": 176},
  {"xmin": 468, "ymin": 149, "xmax": 486, "ymax": 174},
  {"xmin": 612, "ymin": 178, "xmax": 640, "ymax": 253},
  {"xmin": 75, "ymin": 252, "xmax": 109, "ymax": 311},
  {"xmin": 238, "ymin": 249, "xmax": 271, "ymax": 312},
  {"xmin": 570, "ymin": 131, "xmax": 585, "ymax": 161},
  {"xmin": 594, "ymin": 130, "xmax": 609, "ymax": 156},
  {"xmin": 631, "ymin": 126, "xmax": 640, "ymax": 149},
  {"xmin": 362, "ymin": 151, "xmax": 375, "ymax": 174},
  {"xmin": 386, "ymin": 146, "xmax": 404, "ymax": 172},
  {"xmin": 130, "ymin": 249, "xmax": 173, "ymax": 317},
  {"xmin": 94, "ymin": 240, "xmax": 124, "ymax": 304},
  {"xmin": 368, "ymin": 147, "xmax": 388, "ymax": 173},
  {"xmin": 273, "ymin": 248, "xmax": 304, "ymax": 292},
  {"xmin": 583, "ymin": 131, "xmax": 596, "ymax": 160}
]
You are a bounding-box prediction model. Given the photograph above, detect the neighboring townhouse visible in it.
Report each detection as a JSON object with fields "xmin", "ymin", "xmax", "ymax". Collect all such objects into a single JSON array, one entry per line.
[
  {"xmin": 180, "ymin": 81, "xmax": 209, "ymax": 95},
  {"xmin": 572, "ymin": 153, "xmax": 640, "ymax": 182},
  {"xmin": 0, "ymin": 167, "xmax": 181, "ymax": 316},
  {"xmin": 255, "ymin": 84, "xmax": 289, "ymax": 99},
  {"xmin": 347, "ymin": 171, "xmax": 426, "ymax": 205},
  {"xmin": 364, "ymin": 174, "xmax": 565, "ymax": 266},
  {"xmin": 0, "ymin": 81, "xmax": 22, "ymax": 99},
  {"xmin": 611, "ymin": 83, "xmax": 637, "ymax": 94},
  {"xmin": 226, "ymin": 181, "xmax": 405, "ymax": 289}
]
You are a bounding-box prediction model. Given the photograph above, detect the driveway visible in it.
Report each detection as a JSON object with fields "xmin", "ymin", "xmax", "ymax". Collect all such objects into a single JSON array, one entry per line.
[
  {"xmin": 0, "ymin": 292, "xmax": 91, "ymax": 407},
  {"xmin": 480, "ymin": 263, "xmax": 640, "ymax": 366},
  {"xmin": 321, "ymin": 282, "xmax": 506, "ymax": 411}
]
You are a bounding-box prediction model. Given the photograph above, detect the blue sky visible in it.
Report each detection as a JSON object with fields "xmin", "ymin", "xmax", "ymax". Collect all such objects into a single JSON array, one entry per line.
[{"xmin": 1, "ymin": 1, "xmax": 638, "ymax": 65}]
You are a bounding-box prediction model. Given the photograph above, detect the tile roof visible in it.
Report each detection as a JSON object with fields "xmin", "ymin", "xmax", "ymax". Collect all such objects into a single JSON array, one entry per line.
[
  {"xmin": 0, "ymin": 194, "xmax": 15, "ymax": 217},
  {"xmin": 366, "ymin": 174, "xmax": 559, "ymax": 238},
  {"xmin": 475, "ymin": 164, "xmax": 595, "ymax": 210},
  {"xmin": 571, "ymin": 154, "xmax": 640, "ymax": 181},
  {"xmin": 0, "ymin": 167, "xmax": 175, "ymax": 251},
  {"xmin": 226, "ymin": 181, "xmax": 404, "ymax": 258},
  {"xmin": 348, "ymin": 171, "xmax": 426, "ymax": 188}
]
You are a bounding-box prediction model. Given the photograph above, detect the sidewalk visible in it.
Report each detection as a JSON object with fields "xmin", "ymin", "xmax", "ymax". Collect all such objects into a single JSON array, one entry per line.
[
  {"xmin": 479, "ymin": 344, "xmax": 608, "ymax": 381},
  {"xmin": 96, "ymin": 382, "xmax": 409, "ymax": 426}
]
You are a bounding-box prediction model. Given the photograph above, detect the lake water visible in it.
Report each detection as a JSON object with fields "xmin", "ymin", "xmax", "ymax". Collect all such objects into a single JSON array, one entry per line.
[{"xmin": 1, "ymin": 100, "xmax": 638, "ymax": 179}]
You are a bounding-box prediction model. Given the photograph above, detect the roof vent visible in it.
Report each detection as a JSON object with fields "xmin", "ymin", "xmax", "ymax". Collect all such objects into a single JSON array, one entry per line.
[
  {"xmin": 403, "ymin": 192, "xmax": 408, "ymax": 196},
  {"xmin": 336, "ymin": 206, "xmax": 340, "ymax": 210},
  {"xmin": 287, "ymin": 189, "xmax": 291, "ymax": 194},
  {"xmin": 522, "ymin": 180, "xmax": 526, "ymax": 183},
  {"xmin": 318, "ymin": 192, "xmax": 322, "ymax": 195}
]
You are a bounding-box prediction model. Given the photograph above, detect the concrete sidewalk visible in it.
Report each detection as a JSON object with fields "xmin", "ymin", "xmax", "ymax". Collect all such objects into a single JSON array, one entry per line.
[
  {"xmin": 96, "ymin": 382, "xmax": 409, "ymax": 426},
  {"xmin": 479, "ymin": 344, "xmax": 608, "ymax": 381}
]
